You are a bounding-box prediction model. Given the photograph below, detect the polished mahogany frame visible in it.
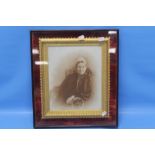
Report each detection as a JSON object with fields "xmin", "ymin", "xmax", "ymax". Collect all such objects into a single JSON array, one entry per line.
[{"xmin": 31, "ymin": 29, "xmax": 119, "ymax": 128}]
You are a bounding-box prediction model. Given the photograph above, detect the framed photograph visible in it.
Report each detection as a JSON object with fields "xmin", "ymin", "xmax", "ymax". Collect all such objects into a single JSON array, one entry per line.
[{"xmin": 31, "ymin": 29, "xmax": 118, "ymax": 128}]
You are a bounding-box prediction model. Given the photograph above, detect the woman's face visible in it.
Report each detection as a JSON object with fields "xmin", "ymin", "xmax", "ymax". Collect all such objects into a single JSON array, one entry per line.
[{"xmin": 77, "ymin": 62, "xmax": 87, "ymax": 75}]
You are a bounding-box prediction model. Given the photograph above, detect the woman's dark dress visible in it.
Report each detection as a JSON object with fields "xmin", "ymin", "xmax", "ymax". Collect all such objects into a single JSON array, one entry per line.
[{"xmin": 59, "ymin": 69, "xmax": 92, "ymax": 102}]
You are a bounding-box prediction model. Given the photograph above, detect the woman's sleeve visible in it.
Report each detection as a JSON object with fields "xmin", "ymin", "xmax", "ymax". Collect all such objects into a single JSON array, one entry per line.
[{"xmin": 80, "ymin": 76, "xmax": 92, "ymax": 101}]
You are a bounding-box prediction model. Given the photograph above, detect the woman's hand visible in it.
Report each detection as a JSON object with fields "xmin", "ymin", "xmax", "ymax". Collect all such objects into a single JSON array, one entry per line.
[
  {"xmin": 73, "ymin": 97, "xmax": 84, "ymax": 105},
  {"xmin": 66, "ymin": 96, "xmax": 84, "ymax": 105},
  {"xmin": 66, "ymin": 95, "xmax": 75, "ymax": 105}
]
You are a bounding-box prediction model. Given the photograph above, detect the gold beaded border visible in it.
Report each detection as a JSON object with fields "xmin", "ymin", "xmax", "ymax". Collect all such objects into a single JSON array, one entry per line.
[{"xmin": 39, "ymin": 37, "xmax": 110, "ymax": 119}]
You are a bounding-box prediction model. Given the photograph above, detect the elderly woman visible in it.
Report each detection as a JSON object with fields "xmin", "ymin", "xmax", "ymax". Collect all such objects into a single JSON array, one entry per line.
[{"xmin": 59, "ymin": 57, "xmax": 92, "ymax": 105}]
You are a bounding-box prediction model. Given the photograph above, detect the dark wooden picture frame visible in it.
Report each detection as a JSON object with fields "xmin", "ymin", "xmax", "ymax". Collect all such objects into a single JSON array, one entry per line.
[{"xmin": 31, "ymin": 29, "xmax": 119, "ymax": 128}]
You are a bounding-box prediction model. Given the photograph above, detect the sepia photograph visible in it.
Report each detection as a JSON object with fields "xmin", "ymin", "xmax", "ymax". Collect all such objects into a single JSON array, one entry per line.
[{"xmin": 48, "ymin": 46, "xmax": 102, "ymax": 111}]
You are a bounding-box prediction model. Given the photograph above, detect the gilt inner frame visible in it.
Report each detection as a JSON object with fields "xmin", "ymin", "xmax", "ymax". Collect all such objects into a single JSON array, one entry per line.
[{"xmin": 39, "ymin": 37, "xmax": 110, "ymax": 119}]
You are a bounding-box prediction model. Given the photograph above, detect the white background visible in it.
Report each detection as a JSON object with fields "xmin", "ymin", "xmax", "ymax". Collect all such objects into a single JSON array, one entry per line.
[
  {"xmin": 0, "ymin": 0, "xmax": 155, "ymax": 26},
  {"xmin": 1, "ymin": 130, "xmax": 155, "ymax": 155},
  {"xmin": 1, "ymin": 0, "xmax": 155, "ymax": 154}
]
